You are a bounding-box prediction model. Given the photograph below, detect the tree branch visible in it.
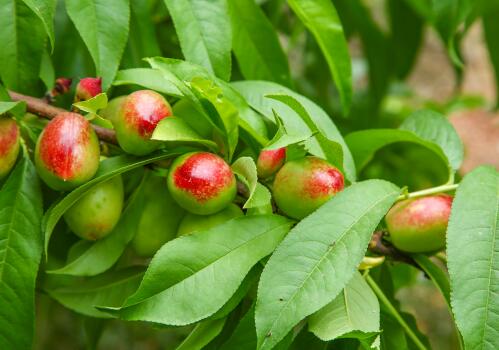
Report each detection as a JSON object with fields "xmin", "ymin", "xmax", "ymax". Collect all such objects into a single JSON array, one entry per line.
[
  {"xmin": 368, "ymin": 231, "xmax": 418, "ymax": 267},
  {"xmin": 9, "ymin": 90, "xmax": 117, "ymax": 144}
]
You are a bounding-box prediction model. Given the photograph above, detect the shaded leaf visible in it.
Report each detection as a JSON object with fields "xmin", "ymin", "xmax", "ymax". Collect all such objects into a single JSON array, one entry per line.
[
  {"xmin": 22, "ymin": 0, "xmax": 56, "ymax": 50},
  {"xmin": 0, "ymin": 157, "xmax": 43, "ymax": 349},
  {"xmin": 255, "ymin": 180, "xmax": 400, "ymax": 349},
  {"xmin": 113, "ymin": 68, "xmax": 182, "ymax": 97},
  {"xmin": 231, "ymin": 157, "xmax": 272, "ymax": 209},
  {"xmin": 176, "ymin": 318, "xmax": 226, "ymax": 350},
  {"xmin": 0, "ymin": 101, "xmax": 26, "ymax": 120},
  {"xmin": 288, "ymin": 0, "xmax": 351, "ymax": 114},
  {"xmin": 228, "ymin": 0, "xmax": 291, "ymax": 86},
  {"xmin": 44, "ymin": 266, "xmax": 144, "ymax": 318}
]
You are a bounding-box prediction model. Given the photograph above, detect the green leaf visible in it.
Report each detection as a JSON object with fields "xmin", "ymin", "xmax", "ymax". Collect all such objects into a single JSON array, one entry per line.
[
  {"xmin": 152, "ymin": 117, "xmax": 219, "ymax": 151},
  {"xmin": 44, "ymin": 267, "xmax": 144, "ymax": 318},
  {"xmin": 102, "ymin": 215, "xmax": 292, "ymax": 325},
  {"xmin": 176, "ymin": 318, "xmax": 226, "ymax": 350},
  {"xmin": 231, "ymin": 157, "xmax": 272, "ymax": 209},
  {"xmin": 0, "ymin": 156, "xmax": 43, "ymax": 350},
  {"xmin": 190, "ymin": 77, "xmax": 239, "ymax": 160},
  {"xmin": 228, "ymin": 0, "xmax": 291, "ymax": 86},
  {"xmin": 73, "ymin": 93, "xmax": 108, "ymax": 114},
  {"xmin": 146, "ymin": 57, "xmax": 269, "ymax": 147},
  {"xmin": 42, "ymin": 150, "xmax": 185, "ymax": 254},
  {"xmin": 388, "ymin": 0, "xmax": 424, "ymax": 79},
  {"xmin": 0, "ymin": 0, "xmax": 46, "ymax": 94},
  {"xmin": 264, "ymin": 111, "xmax": 312, "ymax": 151},
  {"xmin": 46, "ymin": 176, "xmax": 146, "ymax": 276},
  {"xmin": 308, "ymin": 272, "xmax": 379, "ymax": 342},
  {"xmin": 164, "ymin": 0, "xmax": 231, "ymax": 81},
  {"xmin": 255, "ymin": 180, "xmax": 400, "ymax": 349},
  {"xmin": 0, "ymin": 101, "xmax": 26, "ymax": 119},
  {"xmin": 39, "ymin": 49, "xmax": 55, "ymax": 90},
  {"xmin": 65, "ymin": 0, "xmax": 130, "ymax": 90},
  {"xmin": 21, "ymin": 0, "xmax": 56, "ymax": 51},
  {"xmin": 447, "ymin": 166, "xmax": 499, "ymax": 350},
  {"xmin": 400, "ymin": 110, "xmax": 463, "ymax": 171},
  {"xmin": 267, "ymin": 94, "xmax": 344, "ymax": 174},
  {"xmin": 113, "ymin": 68, "xmax": 183, "ymax": 97},
  {"xmin": 345, "ymin": 109, "xmax": 463, "ymax": 181},
  {"xmin": 287, "ymin": 0, "xmax": 351, "ymax": 115},
  {"xmin": 411, "ymin": 254, "xmax": 450, "ymax": 308},
  {"xmin": 232, "ymin": 81, "xmax": 356, "ymax": 182}
]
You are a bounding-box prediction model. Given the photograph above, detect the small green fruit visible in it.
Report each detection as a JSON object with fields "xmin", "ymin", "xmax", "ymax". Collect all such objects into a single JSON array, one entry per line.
[
  {"xmin": 273, "ymin": 156, "xmax": 344, "ymax": 219},
  {"xmin": 131, "ymin": 175, "xmax": 185, "ymax": 257},
  {"xmin": 167, "ymin": 152, "xmax": 237, "ymax": 215},
  {"xmin": 177, "ymin": 204, "xmax": 243, "ymax": 236},
  {"xmin": 385, "ymin": 194, "xmax": 453, "ymax": 253},
  {"xmin": 114, "ymin": 90, "xmax": 172, "ymax": 155},
  {"xmin": 0, "ymin": 117, "xmax": 20, "ymax": 179},
  {"xmin": 257, "ymin": 147, "xmax": 286, "ymax": 178},
  {"xmin": 35, "ymin": 113, "xmax": 100, "ymax": 191},
  {"xmin": 64, "ymin": 176, "xmax": 124, "ymax": 240}
]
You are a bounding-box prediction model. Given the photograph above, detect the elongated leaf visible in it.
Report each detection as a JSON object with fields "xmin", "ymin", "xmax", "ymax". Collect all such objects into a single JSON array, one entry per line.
[
  {"xmin": 22, "ymin": 0, "xmax": 56, "ymax": 50},
  {"xmin": 42, "ymin": 150, "xmax": 185, "ymax": 253},
  {"xmin": 267, "ymin": 94, "xmax": 343, "ymax": 173},
  {"xmin": 44, "ymin": 267, "xmax": 144, "ymax": 318},
  {"xmin": 190, "ymin": 77, "xmax": 239, "ymax": 160},
  {"xmin": 232, "ymin": 81, "xmax": 356, "ymax": 182},
  {"xmin": 308, "ymin": 272, "xmax": 379, "ymax": 342},
  {"xmin": 287, "ymin": 0, "xmax": 351, "ymax": 114},
  {"xmin": 255, "ymin": 180, "xmax": 400, "ymax": 349},
  {"xmin": 0, "ymin": 157, "xmax": 43, "ymax": 349},
  {"xmin": 102, "ymin": 215, "xmax": 292, "ymax": 325},
  {"xmin": 47, "ymin": 176, "xmax": 146, "ymax": 276},
  {"xmin": 231, "ymin": 157, "xmax": 272, "ymax": 209},
  {"xmin": 113, "ymin": 68, "xmax": 182, "ymax": 97},
  {"xmin": 177, "ymin": 318, "xmax": 226, "ymax": 350},
  {"xmin": 65, "ymin": 0, "xmax": 130, "ymax": 89},
  {"xmin": 228, "ymin": 0, "xmax": 291, "ymax": 86},
  {"xmin": 164, "ymin": 0, "xmax": 231, "ymax": 81},
  {"xmin": 0, "ymin": 0, "xmax": 45, "ymax": 94},
  {"xmin": 345, "ymin": 109, "xmax": 462, "ymax": 180},
  {"xmin": 73, "ymin": 93, "xmax": 108, "ymax": 114},
  {"xmin": 411, "ymin": 254, "xmax": 450, "ymax": 308},
  {"xmin": 447, "ymin": 166, "xmax": 499, "ymax": 350},
  {"xmin": 152, "ymin": 117, "xmax": 219, "ymax": 151}
]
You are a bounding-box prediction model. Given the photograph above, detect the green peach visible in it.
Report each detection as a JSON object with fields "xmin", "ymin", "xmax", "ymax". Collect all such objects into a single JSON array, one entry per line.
[
  {"xmin": 64, "ymin": 176, "xmax": 124, "ymax": 240},
  {"xmin": 385, "ymin": 194, "xmax": 453, "ymax": 253},
  {"xmin": 0, "ymin": 117, "xmax": 20, "ymax": 179},
  {"xmin": 177, "ymin": 204, "xmax": 243, "ymax": 236},
  {"xmin": 273, "ymin": 156, "xmax": 344, "ymax": 219},
  {"xmin": 35, "ymin": 113, "xmax": 100, "ymax": 191},
  {"xmin": 167, "ymin": 152, "xmax": 237, "ymax": 215},
  {"xmin": 131, "ymin": 175, "xmax": 185, "ymax": 257},
  {"xmin": 114, "ymin": 90, "xmax": 172, "ymax": 155}
]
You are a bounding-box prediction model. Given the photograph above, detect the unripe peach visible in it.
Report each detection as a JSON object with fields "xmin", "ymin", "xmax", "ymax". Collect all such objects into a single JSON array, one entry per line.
[
  {"xmin": 114, "ymin": 90, "xmax": 172, "ymax": 155},
  {"xmin": 385, "ymin": 194, "xmax": 453, "ymax": 253},
  {"xmin": 75, "ymin": 77, "xmax": 102, "ymax": 101},
  {"xmin": 257, "ymin": 147, "xmax": 286, "ymax": 178},
  {"xmin": 0, "ymin": 118, "xmax": 20, "ymax": 179},
  {"xmin": 35, "ymin": 113, "xmax": 100, "ymax": 191},
  {"xmin": 177, "ymin": 204, "xmax": 243, "ymax": 236},
  {"xmin": 167, "ymin": 152, "xmax": 237, "ymax": 215},
  {"xmin": 273, "ymin": 156, "xmax": 344, "ymax": 219}
]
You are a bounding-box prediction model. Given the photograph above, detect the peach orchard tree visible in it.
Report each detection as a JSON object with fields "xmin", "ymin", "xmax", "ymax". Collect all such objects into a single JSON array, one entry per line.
[{"xmin": 0, "ymin": 0, "xmax": 498, "ymax": 349}]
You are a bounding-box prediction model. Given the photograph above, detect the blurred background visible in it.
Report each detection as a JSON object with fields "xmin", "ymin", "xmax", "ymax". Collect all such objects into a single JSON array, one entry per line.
[{"xmin": 34, "ymin": 0, "xmax": 498, "ymax": 349}]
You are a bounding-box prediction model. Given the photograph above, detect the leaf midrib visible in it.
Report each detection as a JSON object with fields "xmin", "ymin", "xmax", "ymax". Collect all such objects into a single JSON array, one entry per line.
[
  {"xmin": 0, "ymin": 161, "xmax": 26, "ymax": 283},
  {"xmin": 124, "ymin": 220, "xmax": 290, "ymax": 308},
  {"xmin": 259, "ymin": 188, "xmax": 397, "ymax": 349},
  {"xmin": 478, "ymin": 180, "xmax": 499, "ymax": 349}
]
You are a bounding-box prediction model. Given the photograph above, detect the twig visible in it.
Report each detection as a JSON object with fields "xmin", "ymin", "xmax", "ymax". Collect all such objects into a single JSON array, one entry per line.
[
  {"xmin": 9, "ymin": 90, "xmax": 117, "ymax": 144},
  {"xmin": 368, "ymin": 231, "xmax": 418, "ymax": 268}
]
